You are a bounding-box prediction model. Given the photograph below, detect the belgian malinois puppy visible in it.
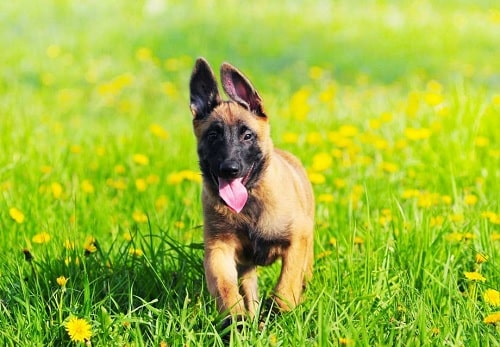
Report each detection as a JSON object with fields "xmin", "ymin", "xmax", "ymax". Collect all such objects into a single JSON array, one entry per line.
[{"xmin": 189, "ymin": 58, "xmax": 314, "ymax": 320}]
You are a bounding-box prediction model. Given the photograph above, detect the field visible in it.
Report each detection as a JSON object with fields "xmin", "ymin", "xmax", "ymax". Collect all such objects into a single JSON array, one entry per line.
[{"xmin": 1, "ymin": 0, "xmax": 499, "ymax": 345}]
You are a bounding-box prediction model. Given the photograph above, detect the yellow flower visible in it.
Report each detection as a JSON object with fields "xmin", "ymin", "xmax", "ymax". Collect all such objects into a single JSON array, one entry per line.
[
  {"xmin": 474, "ymin": 136, "xmax": 489, "ymax": 148},
  {"xmin": 129, "ymin": 248, "xmax": 144, "ymax": 257},
  {"xmin": 339, "ymin": 337, "xmax": 354, "ymax": 345},
  {"xmin": 123, "ymin": 231, "xmax": 132, "ymax": 241},
  {"xmin": 149, "ymin": 123, "xmax": 169, "ymax": 139},
  {"xmin": 51, "ymin": 182, "xmax": 63, "ymax": 199},
  {"xmin": 308, "ymin": 66, "xmax": 323, "ymax": 80},
  {"xmin": 65, "ymin": 316, "xmax": 92, "ymax": 342},
  {"xmin": 380, "ymin": 162, "xmax": 399, "ymax": 173},
  {"xmin": 132, "ymin": 153, "xmax": 149, "ymax": 166},
  {"xmin": 81, "ymin": 180, "xmax": 95, "ymax": 194},
  {"xmin": 404, "ymin": 127, "xmax": 432, "ymax": 141},
  {"xmin": 84, "ymin": 236, "xmax": 97, "ymax": 254},
  {"xmin": 114, "ymin": 164, "xmax": 126, "ymax": 174},
  {"xmin": 9, "ymin": 207, "xmax": 25, "ymax": 223},
  {"xmin": 132, "ymin": 211, "xmax": 148, "ymax": 223},
  {"xmin": 484, "ymin": 289, "xmax": 500, "ymax": 307},
  {"xmin": 464, "ymin": 271, "xmax": 486, "ymax": 282},
  {"xmin": 483, "ymin": 312, "xmax": 500, "ymax": 324},
  {"xmin": 63, "ymin": 239, "xmax": 75, "ymax": 250},
  {"xmin": 354, "ymin": 236, "xmax": 364, "ymax": 245},
  {"xmin": 312, "ymin": 152, "xmax": 333, "ymax": 171},
  {"xmin": 329, "ymin": 237, "xmax": 337, "ymax": 247},
  {"xmin": 135, "ymin": 178, "xmax": 147, "ymax": 192},
  {"xmin": 318, "ymin": 193, "xmax": 334, "ymax": 203},
  {"xmin": 32, "ymin": 232, "xmax": 51, "ymax": 244},
  {"xmin": 308, "ymin": 172, "xmax": 326, "ymax": 185},
  {"xmin": 155, "ymin": 195, "xmax": 168, "ymax": 211},
  {"xmin": 338, "ymin": 125, "xmax": 359, "ymax": 137},
  {"xmin": 464, "ymin": 194, "xmax": 478, "ymax": 206},
  {"xmin": 475, "ymin": 253, "xmax": 488, "ymax": 264},
  {"xmin": 56, "ymin": 276, "xmax": 68, "ymax": 287},
  {"xmin": 282, "ymin": 132, "xmax": 299, "ymax": 144},
  {"xmin": 136, "ymin": 47, "xmax": 153, "ymax": 61}
]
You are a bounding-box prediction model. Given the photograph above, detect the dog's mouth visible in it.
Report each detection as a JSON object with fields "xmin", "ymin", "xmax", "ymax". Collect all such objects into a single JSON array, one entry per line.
[{"xmin": 213, "ymin": 163, "xmax": 255, "ymax": 213}]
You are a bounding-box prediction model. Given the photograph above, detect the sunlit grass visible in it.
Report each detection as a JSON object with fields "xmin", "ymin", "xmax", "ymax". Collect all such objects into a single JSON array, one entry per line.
[{"xmin": 0, "ymin": 0, "xmax": 499, "ymax": 345}]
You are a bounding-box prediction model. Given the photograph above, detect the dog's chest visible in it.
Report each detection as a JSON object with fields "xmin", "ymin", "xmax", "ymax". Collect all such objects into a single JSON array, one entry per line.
[{"xmin": 237, "ymin": 224, "xmax": 291, "ymax": 266}]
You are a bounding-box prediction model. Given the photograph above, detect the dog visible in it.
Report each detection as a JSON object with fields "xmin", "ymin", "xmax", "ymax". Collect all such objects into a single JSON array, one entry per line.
[{"xmin": 189, "ymin": 58, "xmax": 314, "ymax": 320}]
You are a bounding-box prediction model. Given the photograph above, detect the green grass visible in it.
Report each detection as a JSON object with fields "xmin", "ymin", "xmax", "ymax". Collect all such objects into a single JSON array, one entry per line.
[{"xmin": 1, "ymin": 0, "xmax": 499, "ymax": 345}]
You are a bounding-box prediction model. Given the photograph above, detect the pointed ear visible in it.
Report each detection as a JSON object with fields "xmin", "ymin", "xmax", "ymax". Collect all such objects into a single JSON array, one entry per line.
[
  {"xmin": 189, "ymin": 58, "xmax": 222, "ymax": 118},
  {"xmin": 220, "ymin": 63, "xmax": 266, "ymax": 118}
]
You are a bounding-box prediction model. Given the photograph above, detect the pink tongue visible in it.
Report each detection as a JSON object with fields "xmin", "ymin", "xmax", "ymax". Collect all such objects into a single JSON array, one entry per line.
[{"xmin": 218, "ymin": 177, "xmax": 248, "ymax": 213}]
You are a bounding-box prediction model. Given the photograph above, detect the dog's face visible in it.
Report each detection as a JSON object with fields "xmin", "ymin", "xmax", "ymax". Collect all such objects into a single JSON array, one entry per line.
[{"xmin": 189, "ymin": 58, "xmax": 272, "ymax": 212}]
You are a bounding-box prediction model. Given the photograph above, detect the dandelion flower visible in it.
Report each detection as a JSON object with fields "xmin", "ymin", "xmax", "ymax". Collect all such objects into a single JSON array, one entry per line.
[
  {"xmin": 81, "ymin": 180, "xmax": 95, "ymax": 194},
  {"xmin": 135, "ymin": 178, "xmax": 147, "ymax": 192},
  {"xmin": 483, "ymin": 312, "xmax": 500, "ymax": 324},
  {"xmin": 56, "ymin": 276, "xmax": 68, "ymax": 287},
  {"xmin": 132, "ymin": 153, "xmax": 149, "ymax": 166},
  {"xmin": 484, "ymin": 289, "xmax": 500, "ymax": 307},
  {"xmin": 132, "ymin": 211, "xmax": 148, "ymax": 223},
  {"xmin": 464, "ymin": 271, "xmax": 486, "ymax": 282},
  {"xmin": 84, "ymin": 236, "xmax": 97, "ymax": 254},
  {"xmin": 464, "ymin": 194, "xmax": 478, "ymax": 206},
  {"xmin": 308, "ymin": 172, "xmax": 326, "ymax": 185},
  {"xmin": 9, "ymin": 207, "xmax": 25, "ymax": 223},
  {"xmin": 312, "ymin": 152, "xmax": 333, "ymax": 171},
  {"xmin": 51, "ymin": 182, "xmax": 63, "ymax": 199},
  {"xmin": 475, "ymin": 253, "xmax": 488, "ymax": 264},
  {"xmin": 129, "ymin": 248, "xmax": 144, "ymax": 257},
  {"xmin": 65, "ymin": 316, "xmax": 92, "ymax": 342},
  {"xmin": 32, "ymin": 232, "xmax": 51, "ymax": 244},
  {"xmin": 318, "ymin": 193, "xmax": 334, "ymax": 203},
  {"xmin": 149, "ymin": 123, "xmax": 169, "ymax": 139}
]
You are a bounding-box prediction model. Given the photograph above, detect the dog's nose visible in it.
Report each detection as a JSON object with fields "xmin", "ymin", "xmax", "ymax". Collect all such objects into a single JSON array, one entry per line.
[{"xmin": 219, "ymin": 160, "xmax": 240, "ymax": 178}]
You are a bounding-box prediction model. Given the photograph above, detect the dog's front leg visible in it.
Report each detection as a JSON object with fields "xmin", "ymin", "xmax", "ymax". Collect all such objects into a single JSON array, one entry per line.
[
  {"xmin": 273, "ymin": 231, "xmax": 313, "ymax": 311},
  {"xmin": 238, "ymin": 265, "xmax": 258, "ymax": 317},
  {"xmin": 204, "ymin": 241, "xmax": 246, "ymax": 316}
]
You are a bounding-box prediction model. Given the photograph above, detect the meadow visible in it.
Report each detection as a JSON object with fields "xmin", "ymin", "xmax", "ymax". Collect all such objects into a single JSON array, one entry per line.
[{"xmin": 0, "ymin": 0, "xmax": 499, "ymax": 345}]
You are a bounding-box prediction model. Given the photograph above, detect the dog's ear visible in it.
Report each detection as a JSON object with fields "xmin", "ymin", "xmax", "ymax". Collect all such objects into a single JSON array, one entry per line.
[
  {"xmin": 220, "ymin": 63, "xmax": 266, "ymax": 118},
  {"xmin": 189, "ymin": 58, "xmax": 222, "ymax": 118}
]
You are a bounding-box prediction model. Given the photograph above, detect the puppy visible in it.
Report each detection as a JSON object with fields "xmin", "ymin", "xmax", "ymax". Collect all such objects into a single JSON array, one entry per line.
[{"xmin": 189, "ymin": 58, "xmax": 314, "ymax": 319}]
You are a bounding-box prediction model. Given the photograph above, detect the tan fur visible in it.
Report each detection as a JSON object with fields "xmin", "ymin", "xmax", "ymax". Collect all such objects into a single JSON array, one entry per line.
[
  {"xmin": 190, "ymin": 59, "xmax": 314, "ymax": 319},
  {"xmin": 196, "ymin": 103, "xmax": 314, "ymax": 317}
]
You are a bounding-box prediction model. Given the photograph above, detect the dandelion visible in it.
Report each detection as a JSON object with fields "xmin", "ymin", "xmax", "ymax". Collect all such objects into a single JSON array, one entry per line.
[
  {"xmin": 381, "ymin": 162, "xmax": 399, "ymax": 173},
  {"xmin": 51, "ymin": 182, "xmax": 63, "ymax": 199},
  {"xmin": 123, "ymin": 231, "xmax": 132, "ymax": 241},
  {"xmin": 289, "ymin": 87, "xmax": 311, "ymax": 120},
  {"xmin": 282, "ymin": 132, "xmax": 299, "ymax": 144},
  {"xmin": 474, "ymin": 136, "xmax": 489, "ymax": 148},
  {"xmin": 312, "ymin": 152, "xmax": 333, "ymax": 171},
  {"xmin": 114, "ymin": 164, "xmax": 126, "ymax": 174},
  {"xmin": 484, "ymin": 289, "xmax": 500, "ymax": 307},
  {"xmin": 46, "ymin": 44, "xmax": 61, "ymax": 58},
  {"xmin": 81, "ymin": 180, "xmax": 94, "ymax": 194},
  {"xmin": 56, "ymin": 276, "xmax": 68, "ymax": 287},
  {"xmin": 483, "ymin": 312, "xmax": 500, "ymax": 324},
  {"xmin": 132, "ymin": 153, "xmax": 149, "ymax": 166},
  {"xmin": 135, "ymin": 178, "xmax": 148, "ymax": 192},
  {"xmin": 70, "ymin": 144, "xmax": 82, "ymax": 154},
  {"xmin": 129, "ymin": 248, "xmax": 144, "ymax": 257},
  {"xmin": 464, "ymin": 271, "xmax": 486, "ymax": 282},
  {"xmin": 475, "ymin": 253, "xmax": 488, "ymax": 264},
  {"xmin": 146, "ymin": 174, "xmax": 160, "ymax": 185},
  {"xmin": 63, "ymin": 239, "xmax": 75, "ymax": 250},
  {"xmin": 132, "ymin": 211, "xmax": 148, "ymax": 223},
  {"xmin": 492, "ymin": 232, "xmax": 500, "ymax": 241},
  {"xmin": 404, "ymin": 127, "xmax": 432, "ymax": 141},
  {"xmin": 174, "ymin": 221, "xmax": 185, "ymax": 229},
  {"xmin": 308, "ymin": 66, "xmax": 324, "ymax": 80},
  {"xmin": 155, "ymin": 195, "xmax": 168, "ymax": 211},
  {"xmin": 65, "ymin": 316, "xmax": 92, "ymax": 342},
  {"xmin": 149, "ymin": 123, "xmax": 169, "ymax": 139},
  {"xmin": 306, "ymin": 132, "xmax": 322, "ymax": 145},
  {"xmin": 339, "ymin": 125, "xmax": 359, "ymax": 137},
  {"xmin": 32, "ymin": 232, "xmax": 51, "ymax": 244},
  {"xmin": 84, "ymin": 236, "xmax": 97, "ymax": 254},
  {"xmin": 354, "ymin": 236, "xmax": 364, "ymax": 245},
  {"xmin": 339, "ymin": 337, "xmax": 353, "ymax": 345},
  {"xmin": 136, "ymin": 47, "xmax": 153, "ymax": 61},
  {"xmin": 318, "ymin": 193, "xmax": 334, "ymax": 203},
  {"xmin": 308, "ymin": 172, "xmax": 326, "ymax": 185},
  {"xmin": 9, "ymin": 207, "xmax": 25, "ymax": 223},
  {"xmin": 329, "ymin": 237, "xmax": 337, "ymax": 247},
  {"xmin": 161, "ymin": 81, "xmax": 178, "ymax": 97},
  {"xmin": 464, "ymin": 194, "xmax": 478, "ymax": 206}
]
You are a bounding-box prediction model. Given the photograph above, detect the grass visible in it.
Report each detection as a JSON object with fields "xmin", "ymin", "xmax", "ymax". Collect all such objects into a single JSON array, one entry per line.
[{"xmin": 1, "ymin": 0, "xmax": 499, "ymax": 345}]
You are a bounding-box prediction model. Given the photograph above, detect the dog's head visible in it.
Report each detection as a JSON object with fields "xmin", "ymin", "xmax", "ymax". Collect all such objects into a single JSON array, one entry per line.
[{"xmin": 189, "ymin": 58, "xmax": 272, "ymax": 212}]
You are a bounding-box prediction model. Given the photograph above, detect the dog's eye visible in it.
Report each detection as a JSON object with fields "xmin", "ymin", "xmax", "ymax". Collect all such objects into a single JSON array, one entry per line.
[{"xmin": 243, "ymin": 132, "xmax": 253, "ymax": 141}]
